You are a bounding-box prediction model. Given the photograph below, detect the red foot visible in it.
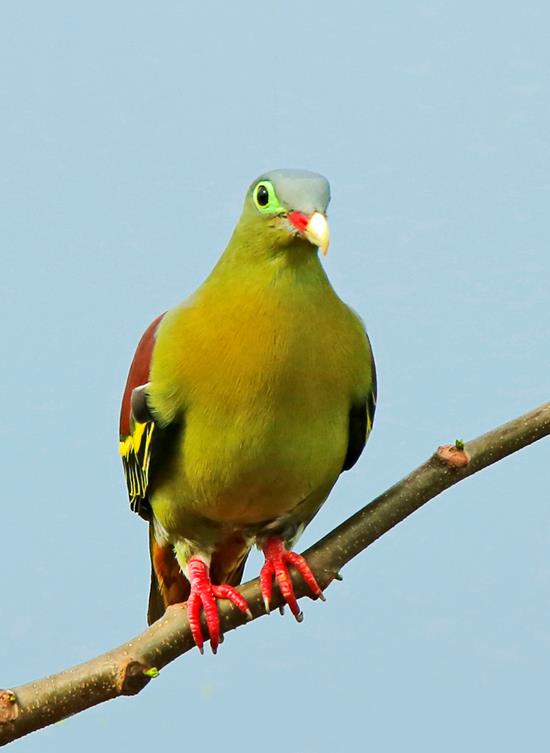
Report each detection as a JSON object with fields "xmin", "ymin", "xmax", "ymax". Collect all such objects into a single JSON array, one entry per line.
[
  {"xmin": 187, "ymin": 557, "xmax": 251, "ymax": 654},
  {"xmin": 260, "ymin": 537, "xmax": 325, "ymax": 621}
]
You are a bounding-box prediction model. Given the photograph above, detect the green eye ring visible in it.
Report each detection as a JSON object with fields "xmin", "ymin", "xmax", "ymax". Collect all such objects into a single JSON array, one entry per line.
[{"xmin": 253, "ymin": 180, "xmax": 285, "ymax": 214}]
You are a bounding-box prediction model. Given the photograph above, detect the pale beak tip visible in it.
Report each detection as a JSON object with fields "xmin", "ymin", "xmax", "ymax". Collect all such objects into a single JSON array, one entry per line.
[{"xmin": 305, "ymin": 212, "xmax": 330, "ymax": 256}]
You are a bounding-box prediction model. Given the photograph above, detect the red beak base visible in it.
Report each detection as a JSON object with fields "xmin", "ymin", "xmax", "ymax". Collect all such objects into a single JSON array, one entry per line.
[{"xmin": 288, "ymin": 211, "xmax": 309, "ymax": 233}]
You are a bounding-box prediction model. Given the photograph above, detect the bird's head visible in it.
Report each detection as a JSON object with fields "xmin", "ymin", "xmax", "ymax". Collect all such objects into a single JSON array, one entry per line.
[{"xmin": 240, "ymin": 169, "xmax": 331, "ymax": 256}]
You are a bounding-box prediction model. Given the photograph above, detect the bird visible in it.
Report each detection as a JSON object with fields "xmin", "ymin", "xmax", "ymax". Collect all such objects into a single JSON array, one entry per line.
[{"xmin": 119, "ymin": 169, "xmax": 376, "ymax": 653}]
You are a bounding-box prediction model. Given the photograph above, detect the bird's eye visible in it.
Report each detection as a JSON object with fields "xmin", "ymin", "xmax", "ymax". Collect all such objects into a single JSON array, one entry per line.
[
  {"xmin": 256, "ymin": 184, "xmax": 269, "ymax": 206},
  {"xmin": 253, "ymin": 179, "xmax": 284, "ymax": 214}
]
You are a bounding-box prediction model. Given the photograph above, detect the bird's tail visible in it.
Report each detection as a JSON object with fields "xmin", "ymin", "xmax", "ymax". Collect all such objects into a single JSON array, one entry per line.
[
  {"xmin": 147, "ymin": 524, "xmax": 190, "ymax": 625},
  {"xmin": 147, "ymin": 562, "xmax": 167, "ymax": 625},
  {"xmin": 209, "ymin": 535, "xmax": 251, "ymax": 590}
]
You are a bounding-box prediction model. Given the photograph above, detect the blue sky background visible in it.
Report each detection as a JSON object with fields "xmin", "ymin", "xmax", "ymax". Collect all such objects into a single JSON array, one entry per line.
[{"xmin": 2, "ymin": 2, "xmax": 549, "ymax": 751}]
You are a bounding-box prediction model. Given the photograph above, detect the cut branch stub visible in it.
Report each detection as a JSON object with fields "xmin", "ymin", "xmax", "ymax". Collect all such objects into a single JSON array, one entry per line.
[
  {"xmin": 0, "ymin": 691, "xmax": 18, "ymax": 724},
  {"xmin": 116, "ymin": 660, "xmax": 153, "ymax": 696},
  {"xmin": 436, "ymin": 443, "xmax": 470, "ymax": 469}
]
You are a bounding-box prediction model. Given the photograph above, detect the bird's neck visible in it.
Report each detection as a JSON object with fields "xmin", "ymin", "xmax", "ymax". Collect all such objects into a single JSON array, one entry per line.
[{"xmin": 204, "ymin": 222, "xmax": 333, "ymax": 296}]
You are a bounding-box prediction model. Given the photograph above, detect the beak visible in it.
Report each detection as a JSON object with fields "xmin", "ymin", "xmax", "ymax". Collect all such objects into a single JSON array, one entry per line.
[
  {"xmin": 288, "ymin": 211, "xmax": 330, "ymax": 255},
  {"xmin": 305, "ymin": 212, "xmax": 330, "ymax": 255}
]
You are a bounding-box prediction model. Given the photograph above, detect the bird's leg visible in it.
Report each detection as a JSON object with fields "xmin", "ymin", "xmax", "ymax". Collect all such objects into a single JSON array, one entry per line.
[
  {"xmin": 260, "ymin": 537, "xmax": 325, "ymax": 621},
  {"xmin": 186, "ymin": 556, "xmax": 251, "ymax": 654}
]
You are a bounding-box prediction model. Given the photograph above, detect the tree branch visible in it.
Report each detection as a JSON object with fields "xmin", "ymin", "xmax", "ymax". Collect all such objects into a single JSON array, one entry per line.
[{"xmin": 2, "ymin": 400, "xmax": 549, "ymax": 746}]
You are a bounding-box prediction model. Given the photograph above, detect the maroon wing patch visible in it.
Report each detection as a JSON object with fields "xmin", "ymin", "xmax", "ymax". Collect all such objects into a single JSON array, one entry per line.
[{"xmin": 119, "ymin": 313, "xmax": 165, "ymax": 438}]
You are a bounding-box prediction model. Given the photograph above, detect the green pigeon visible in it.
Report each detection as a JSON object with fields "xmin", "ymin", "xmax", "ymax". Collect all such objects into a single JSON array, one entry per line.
[{"xmin": 119, "ymin": 169, "xmax": 376, "ymax": 652}]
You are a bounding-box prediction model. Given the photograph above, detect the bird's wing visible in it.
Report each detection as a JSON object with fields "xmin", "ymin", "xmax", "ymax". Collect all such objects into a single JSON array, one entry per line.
[
  {"xmin": 119, "ymin": 314, "xmax": 166, "ymax": 519},
  {"xmin": 120, "ymin": 313, "xmax": 192, "ymax": 621},
  {"xmin": 342, "ymin": 343, "xmax": 377, "ymax": 472}
]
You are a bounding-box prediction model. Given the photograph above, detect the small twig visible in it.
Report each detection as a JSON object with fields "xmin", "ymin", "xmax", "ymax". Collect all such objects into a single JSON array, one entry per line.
[{"xmin": 1, "ymin": 400, "xmax": 549, "ymax": 746}]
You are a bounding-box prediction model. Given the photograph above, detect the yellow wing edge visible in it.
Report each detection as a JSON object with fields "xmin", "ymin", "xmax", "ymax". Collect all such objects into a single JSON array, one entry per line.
[{"xmin": 119, "ymin": 420, "xmax": 155, "ymax": 502}]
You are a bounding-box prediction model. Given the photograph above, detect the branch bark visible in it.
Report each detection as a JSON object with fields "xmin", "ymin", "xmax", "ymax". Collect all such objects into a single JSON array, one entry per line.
[{"xmin": 2, "ymin": 400, "xmax": 549, "ymax": 746}]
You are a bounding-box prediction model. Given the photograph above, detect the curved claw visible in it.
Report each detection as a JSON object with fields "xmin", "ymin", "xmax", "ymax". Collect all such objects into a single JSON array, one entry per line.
[
  {"xmin": 186, "ymin": 557, "xmax": 251, "ymax": 654},
  {"xmin": 260, "ymin": 559, "xmax": 274, "ymax": 614},
  {"xmin": 260, "ymin": 538, "xmax": 324, "ymax": 620}
]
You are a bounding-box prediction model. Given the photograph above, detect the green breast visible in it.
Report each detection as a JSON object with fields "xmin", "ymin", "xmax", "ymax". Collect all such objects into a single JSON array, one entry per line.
[{"xmin": 149, "ymin": 250, "xmax": 373, "ymax": 539}]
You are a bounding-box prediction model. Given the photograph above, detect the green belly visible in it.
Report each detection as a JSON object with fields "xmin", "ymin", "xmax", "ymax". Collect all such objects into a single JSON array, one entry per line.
[{"xmin": 151, "ymin": 397, "xmax": 348, "ymax": 539}]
